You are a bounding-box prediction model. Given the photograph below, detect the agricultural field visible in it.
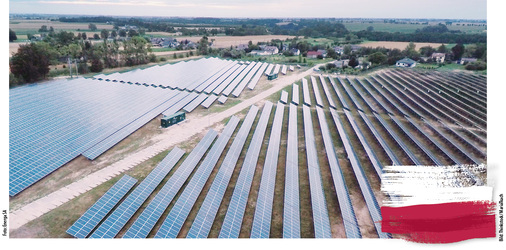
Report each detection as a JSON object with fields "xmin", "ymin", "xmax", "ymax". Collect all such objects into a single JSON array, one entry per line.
[
  {"xmin": 9, "ymin": 57, "xmax": 487, "ymax": 239},
  {"xmin": 343, "ymin": 21, "xmax": 487, "ymax": 34},
  {"xmin": 9, "ymin": 19, "xmax": 113, "ymax": 35},
  {"xmin": 360, "ymin": 41, "xmax": 447, "ymax": 50}
]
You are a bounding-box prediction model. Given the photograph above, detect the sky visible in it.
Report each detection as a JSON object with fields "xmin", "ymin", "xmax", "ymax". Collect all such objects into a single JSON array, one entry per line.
[{"xmin": 9, "ymin": 0, "xmax": 487, "ymax": 19}]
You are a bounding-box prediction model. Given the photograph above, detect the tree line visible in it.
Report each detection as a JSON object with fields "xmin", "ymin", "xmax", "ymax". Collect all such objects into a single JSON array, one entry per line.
[{"xmin": 9, "ymin": 30, "xmax": 154, "ymax": 87}]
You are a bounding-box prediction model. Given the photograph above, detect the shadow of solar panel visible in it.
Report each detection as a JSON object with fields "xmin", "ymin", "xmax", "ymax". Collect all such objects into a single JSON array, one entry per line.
[
  {"xmin": 66, "ymin": 175, "xmax": 138, "ymax": 238},
  {"xmin": 219, "ymin": 102, "xmax": 273, "ymax": 239},
  {"xmin": 88, "ymin": 147, "xmax": 185, "ymax": 238},
  {"xmin": 302, "ymin": 105, "xmax": 332, "ymax": 238},
  {"xmin": 187, "ymin": 105, "xmax": 259, "ymax": 238},
  {"xmin": 314, "ymin": 107, "xmax": 361, "ymax": 238},
  {"xmin": 329, "ymin": 108, "xmax": 391, "ymax": 239},
  {"xmin": 123, "ymin": 129, "xmax": 218, "ymax": 238},
  {"xmin": 154, "ymin": 116, "xmax": 240, "ymax": 238}
]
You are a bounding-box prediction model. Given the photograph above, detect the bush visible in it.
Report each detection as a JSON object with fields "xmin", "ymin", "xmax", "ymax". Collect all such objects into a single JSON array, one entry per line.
[
  {"xmin": 465, "ymin": 61, "xmax": 487, "ymax": 71},
  {"xmin": 149, "ymin": 53, "xmax": 157, "ymax": 62},
  {"xmin": 160, "ymin": 57, "xmax": 167, "ymax": 62}
]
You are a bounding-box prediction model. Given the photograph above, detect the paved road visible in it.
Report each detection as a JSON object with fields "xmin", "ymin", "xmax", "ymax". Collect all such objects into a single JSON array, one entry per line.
[{"xmin": 9, "ymin": 65, "xmax": 320, "ymax": 232}]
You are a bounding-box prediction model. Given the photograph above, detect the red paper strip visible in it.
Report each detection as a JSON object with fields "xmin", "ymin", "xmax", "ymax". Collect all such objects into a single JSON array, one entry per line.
[{"xmin": 381, "ymin": 201, "xmax": 496, "ymax": 243}]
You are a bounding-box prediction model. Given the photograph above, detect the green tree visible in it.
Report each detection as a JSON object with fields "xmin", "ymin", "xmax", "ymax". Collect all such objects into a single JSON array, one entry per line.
[
  {"xmin": 100, "ymin": 29, "xmax": 109, "ymax": 40},
  {"xmin": 419, "ymin": 46, "xmax": 436, "ymax": 57},
  {"xmin": 437, "ymin": 44, "xmax": 448, "ymax": 53},
  {"xmin": 348, "ymin": 56, "xmax": 359, "ymax": 68},
  {"xmin": 89, "ymin": 23, "xmax": 97, "ymax": 31},
  {"xmin": 199, "ymin": 36, "xmax": 209, "ymax": 55},
  {"xmin": 451, "ymin": 43, "xmax": 465, "ymax": 60},
  {"xmin": 9, "ymin": 29, "xmax": 17, "ymax": 42},
  {"xmin": 111, "ymin": 30, "xmax": 117, "ymax": 38},
  {"xmin": 10, "ymin": 43, "xmax": 51, "ymax": 83},
  {"xmin": 119, "ymin": 29, "xmax": 127, "ymax": 37},
  {"xmin": 368, "ymin": 52, "xmax": 387, "ymax": 65},
  {"xmin": 343, "ymin": 45, "xmax": 352, "ymax": 57},
  {"xmin": 38, "ymin": 25, "xmax": 48, "ymax": 32}
]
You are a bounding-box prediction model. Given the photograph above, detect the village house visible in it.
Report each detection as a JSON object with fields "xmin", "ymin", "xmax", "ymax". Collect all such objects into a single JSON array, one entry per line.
[
  {"xmin": 396, "ymin": 58, "xmax": 417, "ymax": 68},
  {"xmin": 431, "ymin": 52, "xmax": 446, "ymax": 63}
]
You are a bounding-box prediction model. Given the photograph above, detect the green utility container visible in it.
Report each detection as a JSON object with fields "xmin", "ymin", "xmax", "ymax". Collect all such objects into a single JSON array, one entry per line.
[
  {"xmin": 161, "ymin": 111, "xmax": 186, "ymax": 128},
  {"xmin": 267, "ymin": 73, "xmax": 278, "ymax": 80}
]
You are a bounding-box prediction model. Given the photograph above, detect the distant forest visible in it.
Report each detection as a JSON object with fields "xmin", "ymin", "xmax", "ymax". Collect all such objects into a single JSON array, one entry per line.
[{"xmin": 58, "ymin": 16, "xmax": 486, "ymax": 44}]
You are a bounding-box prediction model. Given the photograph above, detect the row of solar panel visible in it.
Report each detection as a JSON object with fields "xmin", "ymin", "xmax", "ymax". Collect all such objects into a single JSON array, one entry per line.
[{"xmin": 9, "ymin": 79, "xmax": 185, "ymax": 196}]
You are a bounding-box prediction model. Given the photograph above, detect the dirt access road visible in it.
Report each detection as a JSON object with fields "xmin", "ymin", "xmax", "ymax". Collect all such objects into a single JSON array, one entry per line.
[{"xmin": 9, "ymin": 63, "xmax": 323, "ymax": 231}]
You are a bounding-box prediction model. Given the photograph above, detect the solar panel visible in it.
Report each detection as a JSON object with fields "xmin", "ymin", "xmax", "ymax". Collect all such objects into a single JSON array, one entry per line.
[
  {"xmin": 201, "ymin": 94, "xmax": 219, "ymax": 109},
  {"xmin": 423, "ymin": 120, "xmax": 481, "ymax": 166},
  {"xmin": 439, "ymin": 121, "xmax": 486, "ymax": 158},
  {"xmin": 283, "ymin": 103, "xmax": 300, "ymax": 238},
  {"xmin": 405, "ymin": 116, "xmax": 463, "ymax": 166},
  {"xmin": 339, "ymin": 78, "xmax": 364, "ymax": 112},
  {"xmin": 195, "ymin": 61, "xmax": 239, "ymax": 93},
  {"xmin": 302, "ymin": 105, "xmax": 332, "ymax": 238},
  {"xmin": 223, "ymin": 62, "xmax": 257, "ymax": 96},
  {"xmin": 187, "ymin": 106, "xmax": 259, "ymax": 238},
  {"xmin": 264, "ymin": 64, "xmax": 274, "ymax": 76},
  {"xmin": 219, "ymin": 102, "xmax": 273, "ymax": 239},
  {"xmin": 122, "ymin": 130, "xmax": 218, "ymax": 238},
  {"xmin": 272, "ymin": 64, "xmax": 281, "ymax": 75},
  {"xmin": 213, "ymin": 64, "xmax": 248, "ymax": 95},
  {"xmin": 314, "ymin": 107, "xmax": 361, "ymax": 238},
  {"xmin": 329, "ymin": 109, "xmax": 391, "ymax": 239},
  {"xmin": 310, "ymin": 76, "xmax": 324, "ymax": 108},
  {"xmin": 66, "ymin": 175, "xmax": 138, "ymax": 238},
  {"xmin": 291, "ymin": 83, "xmax": 300, "ymax": 105},
  {"xmin": 154, "ymin": 116, "xmax": 240, "ymax": 238},
  {"xmin": 350, "ymin": 78, "xmax": 378, "ymax": 113},
  {"xmin": 389, "ymin": 114, "xmax": 443, "ymax": 166},
  {"xmin": 302, "ymin": 78, "xmax": 311, "ymax": 106},
  {"xmin": 327, "ymin": 77, "xmax": 349, "ymax": 110},
  {"xmin": 162, "ymin": 92, "xmax": 199, "ymax": 116},
  {"xmin": 343, "ymin": 109, "xmax": 384, "ymax": 179},
  {"xmin": 318, "ymin": 76, "xmax": 336, "ymax": 109},
  {"xmin": 88, "ymin": 147, "xmax": 185, "ymax": 238},
  {"xmin": 231, "ymin": 62, "xmax": 262, "ymax": 97},
  {"xmin": 281, "ymin": 65, "xmax": 287, "ymax": 75},
  {"xmin": 357, "ymin": 111, "xmax": 401, "ymax": 166},
  {"xmin": 183, "ymin": 93, "xmax": 209, "ymax": 113},
  {"xmin": 387, "ymin": 70, "xmax": 486, "ymax": 127},
  {"xmin": 373, "ymin": 112, "xmax": 422, "ymax": 165},
  {"xmin": 9, "ymin": 79, "xmax": 184, "ymax": 196},
  {"xmin": 280, "ymin": 90, "xmax": 289, "ymax": 104},
  {"xmin": 202, "ymin": 64, "xmax": 241, "ymax": 94},
  {"xmin": 250, "ymin": 102, "xmax": 285, "ymax": 238},
  {"xmin": 247, "ymin": 62, "xmax": 269, "ymax": 90},
  {"xmin": 217, "ymin": 95, "xmax": 228, "ymax": 104}
]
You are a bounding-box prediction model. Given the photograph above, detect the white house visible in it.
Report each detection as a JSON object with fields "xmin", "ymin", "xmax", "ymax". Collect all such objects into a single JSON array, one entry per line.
[{"xmin": 431, "ymin": 52, "xmax": 446, "ymax": 63}]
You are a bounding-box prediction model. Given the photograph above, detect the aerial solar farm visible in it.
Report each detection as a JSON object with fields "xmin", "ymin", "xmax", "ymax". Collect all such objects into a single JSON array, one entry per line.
[{"xmin": 9, "ymin": 56, "xmax": 487, "ymax": 239}]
